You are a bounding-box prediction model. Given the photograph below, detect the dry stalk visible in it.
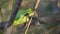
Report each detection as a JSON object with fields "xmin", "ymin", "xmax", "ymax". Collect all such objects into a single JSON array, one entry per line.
[
  {"xmin": 24, "ymin": 0, "xmax": 40, "ymax": 34},
  {"xmin": 24, "ymin": 17, "xmax": 32, "ymax": 34}
]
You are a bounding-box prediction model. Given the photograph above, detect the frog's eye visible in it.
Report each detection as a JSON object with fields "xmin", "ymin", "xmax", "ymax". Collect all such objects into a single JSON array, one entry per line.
[{"xmin": 26, "ymin": 8, "xmax": 33, "ymax": 13}]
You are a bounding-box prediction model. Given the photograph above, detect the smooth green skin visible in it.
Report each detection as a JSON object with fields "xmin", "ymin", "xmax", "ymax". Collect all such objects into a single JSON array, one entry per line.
[{"xmin": 13, "ymin": 8, "xmax": 34, "ymax": 26}]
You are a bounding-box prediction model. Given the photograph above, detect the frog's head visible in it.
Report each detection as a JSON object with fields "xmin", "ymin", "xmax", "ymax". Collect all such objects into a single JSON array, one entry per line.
[{"xmin": 26, "ymin": 8, "xmax": 34, "ymax": 16}]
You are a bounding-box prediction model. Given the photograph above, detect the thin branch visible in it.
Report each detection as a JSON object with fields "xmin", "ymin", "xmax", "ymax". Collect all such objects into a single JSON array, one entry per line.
[
  {"xmin": 24, "ymin": 0, "xmax": 40, "ymax": 34},
  {"xmin": 24, "ymin": 17, "xmax": 32, "ymax": 34},
  {"xmin": 34, "ymin": 0, "xmax": 40, "ymax": 17},
  {"xmin": 34, "ymin": 0, "xmax": 40, "ymax": 10}
]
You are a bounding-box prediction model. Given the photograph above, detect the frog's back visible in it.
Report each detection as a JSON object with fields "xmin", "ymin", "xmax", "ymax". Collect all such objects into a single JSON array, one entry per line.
[{"xmin": 15, "ymin": 9, "xmax": 27, "ymax": 20}]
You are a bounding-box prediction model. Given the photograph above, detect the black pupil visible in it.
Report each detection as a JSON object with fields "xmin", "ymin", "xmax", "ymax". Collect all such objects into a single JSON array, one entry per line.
[{"xmin": 25, "ymin": 13, "xmax": 29, "ymax": 16}]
